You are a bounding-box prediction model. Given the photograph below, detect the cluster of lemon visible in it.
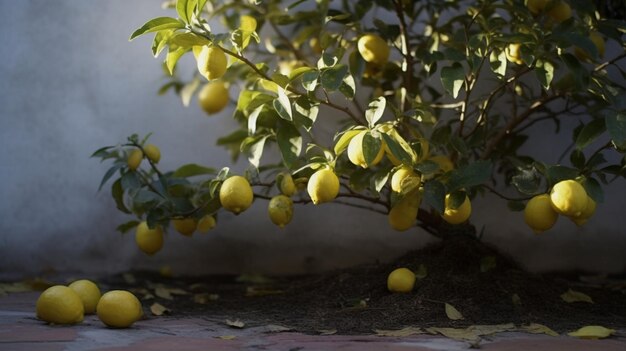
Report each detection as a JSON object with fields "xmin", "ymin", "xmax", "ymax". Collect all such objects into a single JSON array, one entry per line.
[
  {"xmin": 36, "ymin": 280, "xmax": 142, "ymax": 328},
  {"xmin": 524, "ymin": 179, "xmax": 596, "ymax": 233}
]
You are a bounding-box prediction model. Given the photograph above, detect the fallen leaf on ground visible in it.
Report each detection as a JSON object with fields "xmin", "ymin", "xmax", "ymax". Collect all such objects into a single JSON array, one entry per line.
[
  {"xmin": 317, "ymin": 329, "xmax": 337, "ymax": 335},
  {"xmin": 236, "ymin": 274, "xmax": 274, "ymax": 284},
  {"xmin": 154, "ymin": 286, "xmax": 189, "ymax": 300},
  {"xmin": 568, "ymin": 325, "xmax": 615, "ymax": 339},
  {"xmin": 374, "ymin": 327, "xmax": 423, "ymax": 337},
  {"xmin": 415, "ymin": 264, "xmax": 428, "ymax": 280},
  {"xmin": 194, "ymin": 293, "xmax": 219, "ymax": 304},
  {"xmin": 150, "ymin": 302, "xmax": 171, "ymax": 316},
  {"xmin": 245, "ymin": 286, "xmax": 284, "ymax": 297},
  {"xmin": 468, "ymin": 324, "xmax": 516, "ymax": 335},
  {"xmin": 263, "ymin": 324, "xmax": 294, "ymax": 333},
  {"xmin": 521, "ymin": 323, "xmax": 559, "ymax": 337},
  {"xmin": 445, "ymin": 303, "xmax": 464, "ymax": 320},
  {"xmin": 480, "ymin": 256, "xmax": 497, "ymax": 273},
  {"xmin": 426, "ymin": 327, "xmax": 480, "ymax": 342},
  {"xmin": 561, "ymin": 289, "xmax": 593, "ymax": 304},
  {"xmin": 511, "ymin": 293, "xmax": 522, "ymax": 306},
  {"xmin": 226, "ymin": 319, "xmax": 245, "ymax": 328},
  {"xmin": 216, "ymin": 335, "xmax": 236, "ymax": 340},
  {"xmin": 122, "ymin": 273, "xmax": 136, "ymax": 284}
]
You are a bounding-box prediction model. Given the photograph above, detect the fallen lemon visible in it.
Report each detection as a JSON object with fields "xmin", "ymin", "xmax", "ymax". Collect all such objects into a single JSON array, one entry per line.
[
  {"xmin": 387, "ymin": 268, "xmax": 416, "ymax": 293},
  {"xmin": 97, "ymin": 290, "xmax": 143, "ymax": 328},
  {"xmin": 36, "ymin": 285, "xmax": 84, "ymax": 324},
  {"xmin": 68, "ymin": 280, "xmax": 102, "ymax": 314}
]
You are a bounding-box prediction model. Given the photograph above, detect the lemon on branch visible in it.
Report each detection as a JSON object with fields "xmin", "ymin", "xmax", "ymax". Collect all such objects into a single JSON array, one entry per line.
[
  {"xmin": 347, "ymin": 130, "xmax": 384, "ymax": 169},
  {"xmin": 198, "ymin": 81, "xmax": 229, "ymax": 115},
  {"xmin": 307, "ymin": 168, "xmax": 340, "ymax": 205},
  {"xmin": 219, "ymin": 175, "xmax": 254, "ymax": 214},
  {"xmin": 268, "ymin": 195, "xmax": 294, "ymax": 228},
  {"xmin": 196, "ymin": 46, "xmax": 227, "ymax": 80},
  {"xmin": 524, "ymin": 194, "xmax": 559, "ymax": 233},
  {"xmin": 550, "ymin": 180, "xmax": 587, "ymax": 217},
  {"xmin": 442, "ymin": 193, "xmax": 472, "ymax": 225},
  {"xmin": 358, "ymin": 34, "xmax": 390, "ymax": 66},
  {"xmin": 135, "ymin": 221, "xmax": 164, "ymax": 255}
]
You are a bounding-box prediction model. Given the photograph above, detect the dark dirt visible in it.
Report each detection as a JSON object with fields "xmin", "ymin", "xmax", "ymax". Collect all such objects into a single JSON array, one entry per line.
[{"xmin": 102, "ymin": 234, "xmax": 626, "ymax": 335}]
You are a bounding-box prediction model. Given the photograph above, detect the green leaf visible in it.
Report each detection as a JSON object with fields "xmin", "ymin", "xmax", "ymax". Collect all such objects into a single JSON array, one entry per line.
[
  {"xmin": 91, "ymin": 145, "xmax": 115, "ymax": 158},
  {"xmin": 130, "ymin": 17, "xmax": 184, "ymax": 41},
  {"xmin": 606, "ymin": 110, "xmax": 626, "ymax": 147},
  {"xmin": 440, "ymin": 63, "xmax": 465, "ymax": 99},
  {"xmin": 152, "ymin": 29, "xmax": 175, "ymax": 57},
  {"xmin": 381, "ymin": 133, "xmax": 411, "ymax": 164},
  {"xmin": 168, "ymin": 32, "xmax": 210, "ymax": 49},
  {"xmin": 507, "ymin": 200, "xmax": 526, "ymax": 211},
  {"xmin": 165, "ymin": 46, "xmax": 187, "ymax": 75},
  {"xmin": 320, "ymin": 64, "xmax": 349, "ymax": 92},
  {"xmin": 546, "ymin": 165, "xmax": 579, "ymax": 185},
  {"xmin": 423, "ymin": 180, "xmax": 446, "ymax": 213},
  {"xmin": 511, "ymin": 166, "xmax": 542, "ymax": 195},
  {"xmin": 489, "ymin": 50, "xmax": 507, "ymax": 77},
  {"xmin": 447, "ymin": 161, "xmax": 492, "ymax": 192},
  {"xmin": 277, "ymin": 121, "xmax": 303, "ymax": 168},
  {"xmin": 334, "ymin": 129, "xmax": 362, "ymax": 155},
  {"xmin": 289, "ymin": 66, "xmax": 315, "ymax": 81},
  {"xmin": 301, "ymin": 71, "xmax": 319, "ymax": 91},
  {"xmin": 582, "ymin": 177, "xmax": 604, "ymax": 203},
  {"xmin": 173, "ymin": 164, "xmax": 215, "ymax": 177},
  {"xmin": 365, "ymin": 96, "xmax": 386, "ymax": 127},
  {"xmin": 293, "ymin": 96, "xmax": 319, "ymax": 131},
  {"xmin": 570, "ymin": 149, "xmax": 586, "ymax": 169},
  {"xmin": 535, "ymin": 60, "xmax": 554, "ymax": 90},
  {"xmin": 176, "ymin": 0, "xmax": 194, "ymax": 23},
  {"xmin": 180, "ymin": 77, "xmax": 200, "ymax": 107},
  {"xmin": 121, "ymin": 171, "xmax": 141, "ymax": 192},
  {"xmin": 244, "ymin": 135, "xmax": 269, "ymax": 168},
  {"xmin": 576, "ymin": 118, "xmax": 606, "ymax": 150},
  {"xmin": 98, "ymin": 163, "xmax": 124, "ymax": 191},
  {"xmin": 339, "ymin": 75, "xmax": 356, "ymax": 99},
  {"xmin": 111, "ymin": 179, "xmax": 131, "ymax": 214},
  {"xmin": 273, "ymin": 87, "xmax": 292, "ymax": 121},
  {"xmin": 372, "ymin": 167, "xmax": 391, "ymax": 193},
  {"xmin": 362, "ymin": 132, "xmax": 382, "ymax": 167},
  {"xmin": 247, "ymin": 105, "xmax": 264, "ymax": 135},
  {"xmin": 116, "ymin": 220, "xmax": 140, "ymax": 234}
]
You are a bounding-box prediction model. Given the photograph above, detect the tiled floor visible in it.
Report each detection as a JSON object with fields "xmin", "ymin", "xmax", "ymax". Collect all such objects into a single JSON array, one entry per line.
[{"xmin": 1, "ymin": 291, "xmax": 624, "ymax": 350}]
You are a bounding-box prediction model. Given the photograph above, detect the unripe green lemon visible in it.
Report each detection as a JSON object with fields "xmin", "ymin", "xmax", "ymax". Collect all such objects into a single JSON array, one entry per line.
[
  {"xmin": 307, "ymin": 168, "xmax": 340, "ymax": 205},
  {"xmin": 36, "ymin": 286, "xmax": 84, "ymax": 325},
  {"xmin": 358, "ymin": 34, "xmax": 390, "ymax": 66},
  {"xmin": 268, "ymin": 195, "xmax": 294, "ymax": 228},
  {"xmin": 96, "ymin": 290, "xmax": 143, "ymax": 328},
  {"xmin": 196, "ymin": 46, "xmax": 227, "ymax": 80},
  {"xmin": 135, "ymin": 221, "xmax": 164, "ymax": 255},
  {"xmin": 143, "ymin": 144, "xmax": 161, "ymax": 163},
  {"xmin": 442, "ymin": 194, "xmax": 471, "ymax": 225},
  {"xmin": 387, "ymin": 268, "xmax": 416, "ymax": 293},
  {"xmin": 524, "ymin": 194, "xmax": 559, "ymax": 233},
  {"xmin": 172, "ymin": 218, "xmax": 197, "ymax": 236},
  {"xmin": 550, "ymin": 180, "xmax": 587, "ymax": 217},
  {"xmin": 197, "ymin": 215, "xmax": 216, "ymax": 233},
  {"xmin": 347, "ymin": 131, "xmax": 384, "ymax": 168},
  {"xmin": 198, "ymin": 81, "xmax": 229, "ymax": 115},
  {"xmin": 219, "ymin": 175, "xmax": 254, "ymax": 214},
  {"xmin": 127, "ymin": 149, "xmax": 143, "ymax": 171},
  {"xmin": 68, "ymin": 280, "xmax": 102, "ymax": 314}
]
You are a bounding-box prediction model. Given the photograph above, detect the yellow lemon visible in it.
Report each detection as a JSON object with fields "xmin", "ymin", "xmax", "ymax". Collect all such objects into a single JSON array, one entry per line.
[
  {"xmin": 268, "ymin": 195, "xmax": 294, "ymax": 228},
  {"xmin": 307, "ymin": 168, "xmax": 340, "ymax": 205},
  {"xmin": 36, "ymin": 285, "xmax": 84, "ymax": 325},
  {"xmin": 391, "ymin": 166, "xmax": 418, "ymax": 193},
  {"xmin": 358, "ymin": 34, "xmax": 390, "ymax": 66},
  {"xmin": 172, "ymin": 218, "xmax": 197, "ymax": 236},
  {"xmin": 570, "ymin": 196, "xmax": 596, "ymax": 226},
  {"xmin": 196, "ymin": 46, "xmax": 227, "ymax": 80},
  {"xmin": 96, "ymin": 290, "xmax": 143, "ymax": 328},
  {"xmin": 505, "ymin": 43, "xmax": 524, "ymax": 65},
  {"xmin": 442, "ymin": 194, "xmax": 471, "ymax": 225},
  {"xmin": 547, "ymin": 1, "xmax": 572, "ymax": 24},
  {"xmin": 127, "ymin": 149, "xmax": 143, "ymax": 171},
  {"xmin": 68, "ymin": 280, "xmax": 102, "ymax": 314},
  {"xmin": 135, "ymin": 221, "xmax": 164, "ymax": 255},
  {"xmin": 143, "ymin": 144, "xmax": 161, "ymax": 163},
  {"xmin": 380, "ymin": 126, "xmax": 421, "ymax": 165},
  {"xmin": 310, "ymin": 37, "xmax": 323, "ymax": 54},
  {"xmin": 347, "ymin": 131, "xmax": 384, "ymax": 168},
  {"xmin": 197, "ymin": 215, "xmax": 216, "ymax": 233},
  {"xmin": 526, "ymin": 0, "xmax": 548, "ymax": 15},
  {"xmin": 219, "ymin": 175, "xmax": 254, "ymax": 214},
  {"xmin": 277, "ymin": 172, "xmax": 296, "ymax": 197},
  {"xmin": 574, "ymin": 31, "xmax": 605, "ymax": 61},
  {"xmin": 524, "ymin": 194, "xmax": 559, "ymax": 233},
  {"xmin": 198, "ymin": 81, "xmax": 229, "ymax": 115},
  {"xmin": 550, "ymin": 180, "xmax": 587, "ymax": 217},
  {"xmin": 387, "ymin": 268, "xmax": 416, "ymax": 293},
  {"xmin": 388, "ymin": 200, "xmax": 418, "ymax": 232}
]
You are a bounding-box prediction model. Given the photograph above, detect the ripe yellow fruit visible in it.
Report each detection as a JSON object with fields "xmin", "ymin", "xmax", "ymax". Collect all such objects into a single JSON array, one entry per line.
[
  {"xmin": 96, "ymin": 290, "xmax": 143, "ymax": 328},
  {"xmin": 387, "ymin": 268, "xmax": 416, "ymax": 293},
  {"xmin": 505, "ymin": 43, "xmax": 524, "ymax": 65},
  {"xmin": 198, "ymin": 81, "xmax": 229, "ymax": 115},
  {"xmin": 135, "ymin": 221, "xmax": 164, "ymax": 255},
  {"xmin": 172, "ymin": 218, "xmax": 197, "ymax": 236},
  {"xmin": 277, "ymin": 172, "xmax": 296, "ymax": 197},
  {"xmin": 310, "ymin": 37, "xmax": 322, "ymax": 54},
  {"xmin": 442, "ymin": 194, "xmax": 472, "ymax": 225},
  {"xmin": 348, "ymin": 131, "xmax": 384, "ymax": 168},
  {"xmin": 36, "ymin": 285, "xmax": 84, "ymax": 325},
  {"xmin": 268, "ymin": 195, "xmax": 294, "ymax": 228},
  {"xmin": 307, "ymin": 168, "xmax": 340, "ymax": 205},
  {"xmin": 524, "ymin": 194, "xmax": 559, "ymax": 233},
  {"xmin": 574, "ymin": 31, "xmax": 605, "ymax": 61},
  {"xmin": 430, "ymin": 155, "xmax": 454, "ymax": 173},
  {"xmin": 68, "ymin": 280, "xmax": 102, "ymax": 314},
  {"xmin": 196, "ymin": 46, "xmax": 227, "ymax": 80},
  {"xmin": 391, "ymin": 166, "xmax": 418, "ymax": 193},
  {"xmin": 358, "ymin": 34, "xmax": 390, "ymax": 66},
  {"xmin": 219, "ymin": 175, "xmax": 254, "ymax": 214},
  {"xmin": 547, "ymin": 1, "xmax": 572, "ymax": 24},
  {"xmin": 127, "ymin": 149, "xmax": 143, "ymax": 171},
  {"xmin": 388, "ymin": 201, "xmax": 418, "ymax": 232},
  {"xmin": 197, "ymin": 215, "xmax": 216, "ymax": 233},
  {"xmin": 143, "ymin": 144, "xmax": 161, "ymax": 163},
  {"xmin": 550, "ymin": 180, "xmax": 587, "ymax": 217},
  {"xmin": 570, "ymin": 196, "xmax": 596, "ymax": 226},
  {"xmin": 526, "ymin": 0, "xmax": 548, "ymax": 15}
]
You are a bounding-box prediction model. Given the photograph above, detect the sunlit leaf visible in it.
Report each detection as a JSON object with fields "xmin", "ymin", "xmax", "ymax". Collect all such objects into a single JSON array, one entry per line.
[
  {"xmin": 150, "ymin": 302, "xmax": 171, "ymax": 316},
  {"xmin": 561, "ymin": 289, "xmax": 594, "ymax": 304},
  {"xmin": 445, "ymin": 303, "xmax": 464, "ymax": 320},
  {"xmin": 568, "ymin": 325, "xmax": 615, "ymax": 339}
]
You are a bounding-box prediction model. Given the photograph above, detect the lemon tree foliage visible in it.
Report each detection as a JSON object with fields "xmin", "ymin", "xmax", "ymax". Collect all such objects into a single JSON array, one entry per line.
[{"xmin": 93, "ymin": 0, "xmax": 626, "ymax": 252}]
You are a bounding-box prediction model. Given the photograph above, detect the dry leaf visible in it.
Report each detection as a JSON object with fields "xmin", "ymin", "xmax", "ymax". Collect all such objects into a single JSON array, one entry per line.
[
  {"xmin": 512, "ymin": 293, "xmax": 522, "ymax": 306},
  {"xmin": 122, "ymin": 273, "xmax": 136, "ymax": 284},
  {"xmin": 445, "ymin": 303, "xmax": 464, "ymax": 320},
  {"xmin": 480, "ymin": 256, "xmax": 497, "ymax": 273},
  {"xmin": 568, "ymin": 326, "xmax": 615, "ymax": 339},
  {"xmin": 194, "ymin": 293, "xmax": 219, "ymax": 304},
  {"xmin": 427, "ymin": 327, "xmax": 479, "ymax": 342},
  {"xmin": 155, "ymin": 286, "xmax": 173, "ymax": 300},
  {"xmin": 0, "ymin": 282, "xmax": 32, "ymax": 293},
  {"xmin": 150, "ymin": 302, "xmax": 171, "ymax": 316},
  {"xmin": 216, "ymin": 335, "xmax": 236, "ymax": 340},
  {"xmin": 317, "ymin": 329, "xmax": 337, "ymax": 335},
  {"xmin": 374, "ymin": 327, "xmax": 423, "ymax": 337},
  {"xmin": 263, "ymin": 325, "xmax": 294, "ymax": 333},
  {"xmin": 560, "ymin": 289, "xmax": 593, "ymax": 304},
  {"xmin": 245, "ymin": 286, "xmax": 284, "ymax": 297},
  {"xmin": 236, "ymin": 274, "xmax": 274, "ymax": 284},
  {"xmin": 415, "ymin": 264, "xmax": 428, "ymax": 280},
  {"xmin": 468, "ymin": 324, "xmax": 516, "ymax": 335},
  {"xmin": 226, "ymin": 319, "xmax": 246, "ymax": 328},
  {"xmin": 521, "ymin": 323, "xmax": 559, "ymax": 337}
]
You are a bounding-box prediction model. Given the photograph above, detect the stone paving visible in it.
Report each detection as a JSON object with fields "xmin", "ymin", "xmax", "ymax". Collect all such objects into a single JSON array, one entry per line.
[{"xmin": 1, "ymin": 291, "xmax": 625, "ymax": 351}]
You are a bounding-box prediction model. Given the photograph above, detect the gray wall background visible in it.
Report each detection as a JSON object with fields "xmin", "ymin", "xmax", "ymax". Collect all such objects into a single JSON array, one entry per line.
[{"xmin": 1, "ymin": 1, "xmax": 624, "ymax": 279}]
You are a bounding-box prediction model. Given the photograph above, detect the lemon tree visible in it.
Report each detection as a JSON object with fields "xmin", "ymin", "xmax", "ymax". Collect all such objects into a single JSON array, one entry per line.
[{"xmin": 93, "ymin": 0, "xmax": 626, "ymax": 252}]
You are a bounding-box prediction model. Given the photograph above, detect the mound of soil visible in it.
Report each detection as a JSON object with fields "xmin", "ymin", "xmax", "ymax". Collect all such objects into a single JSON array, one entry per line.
[{"xmin": 103, "ymin": 234, "xmax": 626, "ymax": 334}]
